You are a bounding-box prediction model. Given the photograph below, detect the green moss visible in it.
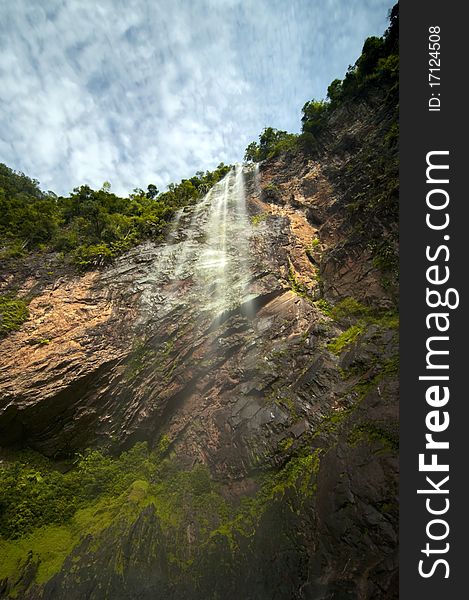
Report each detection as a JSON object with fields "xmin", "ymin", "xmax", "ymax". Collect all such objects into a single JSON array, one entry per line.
[
  {"xmin": 314, "ymin": 296, "xmax": 372, "ymax": 321},
  {"xmin": 348, "ymin": 421, "xmax": 398, "ymax": 453},
  {"xmin": 32, "ymin": 526, "xmax": 76, "ymax": 584},
  {"xmin": 274, "ymin": 395, "xmax": 299, "ymax": 419},
  {"xmin": 330, "ymin": 297, "xmax": 371, "ymax": 321},
  {"xmin": 263, "ymin": 182, "xmax": 280, "ymax": 194},
  {"xmin": 123, "ymin": 339, "xmax": 155, "ymax": 382},
  {"xmin": 127, "ymin": 480, "xmax": 150, "ymax": 503},
  {"xmin": 346, "ymin": 355, "xmax": 399, "ymax": 405},
  {"xmin": 327, "ymin": 323, "xmax": 365, "ymax": 355},
  {"xmin": 0, "ymin": 526, "xmax": 75, "ymax": 588},
  {"xmin": 318, "ymin": 408, "xmax": 352, "ymax": 435},
  {"xmin": 306, "ymin": 238, "xmax": 321, "ymax": 263},
  {"xmin": 250, "ymin": 213, "xmax": 267, "ymax": 226},
  {"xmin": 72, "ymin": 497, "xmax": 120, "ymax": 538},
  {"xmin": 270, "ymin": 448, "xmax": 321, "ymax": 497},
  {"xmin": 372, "ymin": 311, "xmax": 399, "ymax": 330},
  {"xmin": 138, "ymin": 462, "xmax": 231, "ymax": 538},
  {"xmin": 327, "ymin": 302, "xmax": 398, "ymax": 356},
  {"xmin": 381, "ymin": 354, "xmax": 399, "ymax": 376},
  {"xmin": 157, "ymin": 434, "xmax": 171, "ymax": 455},
  {"xmin": 0, "ymin": 439, "xmax": 324, "ymax": 593},
  {"xmin": 0, "ymin": 476, "xmax": 160, "ymax": 594},
  {"xmin": 314, "ymin": 298, "xmax": 333, "ymax": 317},
  {"xmin": 211, "ymin": 447, "xmax": 322, "ymax": 549},
  {"xmin": 28, "ymin": 337, "xmax": 52, "ymax": 346},
  {"xmin": 278, "ymin": 437, "xmax": 294, "ymax": 452},
  {"xmin": 0, "ymin": 295, "xmax": 29, "ymax": 336}
]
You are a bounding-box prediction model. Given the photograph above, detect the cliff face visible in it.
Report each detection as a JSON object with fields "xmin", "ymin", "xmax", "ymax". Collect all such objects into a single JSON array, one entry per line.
[{"xmin": 0, "ymin": 94, "xmax": 398, "ymax": 599}]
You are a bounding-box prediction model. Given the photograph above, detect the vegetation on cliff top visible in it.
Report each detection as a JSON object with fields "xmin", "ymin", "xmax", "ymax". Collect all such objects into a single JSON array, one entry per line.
[
  {"xmin": 0, "ymin": 162, "xmax": 230, "ymax": 268},
  {"xmin": 244, "ymin": 3, "xmax": 398, "ymax": 163}
]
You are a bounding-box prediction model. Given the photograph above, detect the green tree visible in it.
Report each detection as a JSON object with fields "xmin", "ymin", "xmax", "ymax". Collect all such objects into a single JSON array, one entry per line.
[
  {"xmin": 0, "ymin": 151, "xmax": 232, "ymax": 270},
  {"xmin": 301, "ymin": 100, "xmax": 328, "ymax": 135},
  {"xmin": 146, "ymin": 184, "xmax": 159, "ymax": 199},
  {"xmin": 244, "ymin": 128, "xmax": 298, "ymax": 163},
  {"xmin": 244, "ymin": 141, "xmax": 260, "ymax": 162},
  {"xmin": 327, "ymin": 79, "xmax": 342, "ymax": 107}
]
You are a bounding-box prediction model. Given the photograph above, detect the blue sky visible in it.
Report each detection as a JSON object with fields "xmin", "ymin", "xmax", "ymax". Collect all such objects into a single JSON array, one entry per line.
[{"xmin": 0, "ymin": 0, "xmax": 393, "ymax": 196}]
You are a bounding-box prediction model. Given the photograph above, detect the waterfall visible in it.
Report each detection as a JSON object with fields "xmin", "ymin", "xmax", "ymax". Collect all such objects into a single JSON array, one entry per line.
[
  {"xmin": 164, "ymin": 208, "xmax": 183, "ymax": 243},
  {"xmin": 253, "ymin": 162, "xmax": 261, "ymax": 197},
  {"xmin": 194, "ymin": 164, "xmax": 252, "ymax": 313},
  {"xmin": 142, "ymin": 164, "xmax": 255, "ymax": 321}
]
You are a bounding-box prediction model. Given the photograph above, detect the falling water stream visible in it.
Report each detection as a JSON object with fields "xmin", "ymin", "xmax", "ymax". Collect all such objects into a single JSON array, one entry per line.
[
  {"xmin": 139, "ymin": 163, "xmax": 259, "ymax": 322},
  {"xmin": 194, "ymin": 163, "xmax": 253, "ymax": 313}
]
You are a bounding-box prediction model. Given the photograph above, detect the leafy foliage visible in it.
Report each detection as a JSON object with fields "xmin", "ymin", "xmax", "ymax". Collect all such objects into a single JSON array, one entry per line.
[
  {"xmin": 0, "ymin": 437, "xmax": 324, "ymax": 595},
  {"xmin": 0, "ymin": 164, "xmax": 60, "ymax": 254},
  {"xmin": 301, "ymin": 100, "xmax": 328, "ymax": 135},
  {"xmin": 0, "ymin": 443, "xmax": 156, "ymax": 539},
  {"xmin": 0, "ymin": 163, "xmax": 231, "ymax": 268},
  {"xmin": 244, "ymin": 127, "xmax": 298, "ymax": 162},
  {"xmin": 300, "ymin": 4, "xmax": 398, "ymax": 135}
]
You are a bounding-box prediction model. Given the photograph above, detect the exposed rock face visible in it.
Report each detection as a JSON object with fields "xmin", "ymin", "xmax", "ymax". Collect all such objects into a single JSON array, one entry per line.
[
  {"xmin": 0, "ymin": 101, "xmax": 398, "ymax": 599},
  {"xmin": 0, "ymin": 270, "xmax": 134, "ymax": 451}
]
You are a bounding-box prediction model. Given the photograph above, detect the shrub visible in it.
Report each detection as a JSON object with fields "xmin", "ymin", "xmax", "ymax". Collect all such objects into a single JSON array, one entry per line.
[
  {"xmin": 72, "ymin": 243, "xmax": 114, "ymax": 268},
  {"xmin": 0, "ymin": 444, "xmax": 153, "ymax": 539}
]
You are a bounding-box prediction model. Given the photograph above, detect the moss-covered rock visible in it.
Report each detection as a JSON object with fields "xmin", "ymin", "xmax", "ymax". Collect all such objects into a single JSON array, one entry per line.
[{"xmin": 0, "ymin": 295, "xmax": 29, "ymax": 336}]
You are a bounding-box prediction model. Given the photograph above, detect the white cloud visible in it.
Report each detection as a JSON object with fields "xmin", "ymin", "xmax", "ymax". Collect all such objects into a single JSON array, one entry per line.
[{"xmin": 0, "ymin": 0, "xmax": 393, "ymax": 196}]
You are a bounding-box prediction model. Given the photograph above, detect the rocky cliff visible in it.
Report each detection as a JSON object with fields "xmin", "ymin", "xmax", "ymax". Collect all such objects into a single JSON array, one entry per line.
[{"xmin": 0, "ymin": 81, "xmax": 398, "ymax": 599}]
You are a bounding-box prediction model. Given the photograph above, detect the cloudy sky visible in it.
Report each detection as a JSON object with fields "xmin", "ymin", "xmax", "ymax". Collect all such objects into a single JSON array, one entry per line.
[{"xmin": 0, "ymin": 0, "xmax": 393, "ymax": 196}]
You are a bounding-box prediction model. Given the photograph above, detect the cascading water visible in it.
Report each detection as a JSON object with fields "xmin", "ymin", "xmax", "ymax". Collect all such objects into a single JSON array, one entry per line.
[
  {"xmin": 194, "ymin": 163, "xmax": 253, "ymax": 313},
  {"xmin": 140, "ymin": 163, "xmax": 259, "ymax": 322},
  {"xmin": 164, "ymin": 207, "xmax": 183, "ymax": 243},
  {"xmin": 253, "ymin": 162, "xmax": 261, "ymax": 197}
]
